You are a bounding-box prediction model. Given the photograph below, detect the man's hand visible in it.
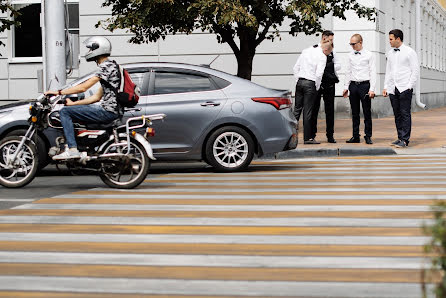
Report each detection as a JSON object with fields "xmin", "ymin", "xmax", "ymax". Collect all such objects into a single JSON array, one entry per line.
[
  {"xmin": 44, "ymin": 90, "xmax": 58, "ymax": 96},
  {"xmin": 65, "ymin": 98, "xmax": 75, "ymax": 106},
  {"xmin": 368, "ymin": 91, "xmax": 375, "ymax": 99},
  {"xmin": 382, "ymin": 89, "xmax": 388, "ymax": 97},
  {"xmin": 342, "ymin": 89, "xmax": 349, "ymax": 98}
]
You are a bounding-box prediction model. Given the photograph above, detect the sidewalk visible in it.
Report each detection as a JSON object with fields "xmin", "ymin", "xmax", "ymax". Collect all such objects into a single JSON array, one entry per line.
[{"xmin": 273, "ymin": 106, "xmax": 446, "ymax": 159}]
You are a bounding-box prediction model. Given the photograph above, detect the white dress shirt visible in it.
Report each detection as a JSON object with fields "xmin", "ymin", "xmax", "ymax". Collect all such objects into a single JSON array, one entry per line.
[
  {"xmin": 344, "ymin": 49, "xmax": 376, "ymax": 92},
  {"xmin": 384, "ymin": 43, "xmax": 419, "ymax": 95},
  {"xmin": 293, "ymin": 46, "xmax": 327, "ymax": 90}
]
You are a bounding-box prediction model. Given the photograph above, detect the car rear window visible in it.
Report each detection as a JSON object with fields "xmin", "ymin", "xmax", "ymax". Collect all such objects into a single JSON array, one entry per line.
[{"xmin": 154, "ymin": 71, "xmax": 216, "ymax": 95}]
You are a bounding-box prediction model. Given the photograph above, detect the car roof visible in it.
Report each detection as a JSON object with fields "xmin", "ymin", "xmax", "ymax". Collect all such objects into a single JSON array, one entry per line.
[{"xmin": 123, "ymin": 62, "xmax": 246, "ymax": 83}]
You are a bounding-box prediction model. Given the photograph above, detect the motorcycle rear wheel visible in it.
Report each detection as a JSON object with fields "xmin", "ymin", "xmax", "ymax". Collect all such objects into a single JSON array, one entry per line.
[
  {"xmin": 99, "ymin": 138, "xmax": 150, "ymax": 189},
  {"xmin": 0, "ymin": 136, "xmax": 38, "ymax": 188}
]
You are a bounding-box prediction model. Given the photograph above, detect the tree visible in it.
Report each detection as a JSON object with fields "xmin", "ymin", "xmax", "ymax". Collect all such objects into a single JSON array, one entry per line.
[
  {"xmin": 98, "ymin": 0, "xmax": 375, "ymax": 80},
  {"xmin": 0, "ymin": 1, "xmax": 20, "ymax": 50}
]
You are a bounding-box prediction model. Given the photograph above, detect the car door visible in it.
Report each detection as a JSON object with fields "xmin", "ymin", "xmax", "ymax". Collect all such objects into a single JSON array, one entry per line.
[{"xmin": 146, "ymin": 68, "xmax": 228, "ymax": 154}]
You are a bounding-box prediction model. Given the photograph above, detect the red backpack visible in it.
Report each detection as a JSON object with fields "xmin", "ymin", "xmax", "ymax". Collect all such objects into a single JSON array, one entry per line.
[
  {"xmin": 116, "ymin": 62, "xmax": 140, "ymax": 108},
  {"xmin": 101, "ymin": 61, "xmax": 141, "ymax": 108}
]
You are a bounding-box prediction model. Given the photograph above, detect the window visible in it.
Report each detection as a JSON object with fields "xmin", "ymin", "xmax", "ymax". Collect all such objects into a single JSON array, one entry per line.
[
  {"xmin": 154, "ymin": 71, "xmax": 216, "ymax": 95},
  {"xmin": 12, "ymin": 0, "xmax": 79, "ymax": 59}
]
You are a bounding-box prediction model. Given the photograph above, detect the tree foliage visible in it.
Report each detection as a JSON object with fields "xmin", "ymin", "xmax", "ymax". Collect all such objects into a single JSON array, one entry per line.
[
  {"xmin": 0, "ymin": 1, "xmax": 20, "ymax": 49},
  {"xmin": 98, "ymin": 0, "xmax": 376, "ymax": 80}
]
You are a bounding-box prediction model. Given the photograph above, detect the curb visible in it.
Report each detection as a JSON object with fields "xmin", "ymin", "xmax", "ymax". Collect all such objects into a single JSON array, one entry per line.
[{"xmin": 260, "ymin": 147, "xmax": 396, "ymax": 160}]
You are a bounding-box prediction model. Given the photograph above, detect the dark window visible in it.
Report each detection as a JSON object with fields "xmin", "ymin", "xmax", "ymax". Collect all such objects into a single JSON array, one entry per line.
[
  {"xmin": 154, "ymin": 71, "xmax": 216, "ymax": 95},
  {"xmin": 13, "ymin": 3, "xmax": 79, "ymax": 58},
  {"xmin": 14, "ymin": 4, "xmax": 42, "ymax": 57}
]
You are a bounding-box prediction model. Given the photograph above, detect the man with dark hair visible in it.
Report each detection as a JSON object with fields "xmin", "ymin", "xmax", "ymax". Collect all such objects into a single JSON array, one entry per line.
[
  {"xmin": 310, "ymin": 30, "xmax": 341, "ymax": 144},
  {"xmin": 383, "ymin": 29, "xmax": 419, "ymax": 148},
  {"xmin": 343, "ymin": 33, "xmax": 376, "ymax": 144},
  {"xmin": 293, "ymin": 42, "xmax": 332, "ymax": 144}
]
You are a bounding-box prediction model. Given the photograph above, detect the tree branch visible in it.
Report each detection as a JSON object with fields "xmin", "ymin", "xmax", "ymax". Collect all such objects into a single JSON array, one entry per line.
[{"xmin": 211, "ymin": 21, "xmax": 240, "ymax": 57}]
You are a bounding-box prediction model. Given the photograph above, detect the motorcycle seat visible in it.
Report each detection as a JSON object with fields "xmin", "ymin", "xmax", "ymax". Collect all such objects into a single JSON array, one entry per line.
[{"xmin": 83, "ymin": 118, "xmax": 123, "ymax": 130}]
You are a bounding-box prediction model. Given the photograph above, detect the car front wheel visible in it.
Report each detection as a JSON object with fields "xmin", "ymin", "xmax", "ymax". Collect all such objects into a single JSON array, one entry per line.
[{"xmin": 205, "ymin": 126, "xmax": 254, "ymax": 172}]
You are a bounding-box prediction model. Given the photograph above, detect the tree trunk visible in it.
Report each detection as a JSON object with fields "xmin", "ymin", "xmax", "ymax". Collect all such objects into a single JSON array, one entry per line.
[
  {"xmin": 236, "ymin": 52, "xmax": 254, "ymax": 80},
  {"xmin": 236, "ymin": 27, "xmax": 257, "ymax": 81}
]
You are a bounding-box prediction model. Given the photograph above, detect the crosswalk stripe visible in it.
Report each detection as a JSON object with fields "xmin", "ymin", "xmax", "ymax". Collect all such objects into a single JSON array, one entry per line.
[
  {"xmin": 32, "ymin": 198, "xmax": 444, "ymax": 205},
  {"xmin": 0, "ymin": 276, "xmax": 434, "ymax": 297},
  {"xmin": 0, "ymin": 233, "xmax": 430, "ymax": 245},
  {"xmin": 0, "ymin": 241, "xmax": 426, "ymax": 257},
  {"xmin": 0, "ymin": 216, "xmax": 432, "ymax": 227},
  {"xmin": 0, "ymin": 223, "xmax": 424, "ymax": 236},
  {"xmin": 0, "ymin": 263, "xmax": 439, "ymax": 283},
  {"xmin": 0, "ymin": 209, "xmax": 436, "ymax": 219},
  {"xmin": 13, "ymin": 203, "xmax": 434, "ymax": 212},
  {"xmin": 0, "ymin": 252, "xmax": 429, "ymax": 269}
]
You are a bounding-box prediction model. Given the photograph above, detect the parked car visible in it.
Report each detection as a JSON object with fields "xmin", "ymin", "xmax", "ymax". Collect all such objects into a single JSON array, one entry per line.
[{"xmin": 0, "ymin": 62, "xmax": 298, "ymax": 172}]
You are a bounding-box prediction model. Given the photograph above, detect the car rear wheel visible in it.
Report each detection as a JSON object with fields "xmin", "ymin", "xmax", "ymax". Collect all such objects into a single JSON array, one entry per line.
[
  {"xmin": 205, "ymin": 126, "xmax": 254, "ymax": 172},
  {"xmin": 6, "ymin": 129, "xmax": 49, "ymax": 170}
]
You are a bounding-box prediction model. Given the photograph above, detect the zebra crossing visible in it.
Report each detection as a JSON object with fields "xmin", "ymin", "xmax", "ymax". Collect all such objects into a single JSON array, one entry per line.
[{"xmin": 0, "ymin": 155, "xmax": 443, "ymax": 297}]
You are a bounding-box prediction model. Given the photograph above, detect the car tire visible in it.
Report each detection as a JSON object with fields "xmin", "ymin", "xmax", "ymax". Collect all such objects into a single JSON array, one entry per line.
[
  {"xmin": 6, "ymin": 129, "xmax": 49, "ymax": 170},
  {"xmin": 205, "ymin": 126, "xmax": 254, "ymax": 172}
]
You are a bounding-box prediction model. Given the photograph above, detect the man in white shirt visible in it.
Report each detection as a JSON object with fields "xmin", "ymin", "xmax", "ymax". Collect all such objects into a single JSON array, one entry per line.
[
  {"xmin": 311, "ymin": 30, "xmax": 342, "ymax": 144},
  {"xmin": 343, "ymin": 33, "xmax": 376, "ymax": 144},
  {"xmin": 383, "ymin": 29, "xmax": 419, "ymax": 148},
  {"xmin": 293, "ymin": 42, "xmax": 332, "ymax": 144}
]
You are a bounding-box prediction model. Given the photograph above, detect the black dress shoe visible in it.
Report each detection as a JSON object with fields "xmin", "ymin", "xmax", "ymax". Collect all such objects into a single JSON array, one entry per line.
[
  {"xmin": 304, "ymin": 138, "xmax": 320, "ymax": 144},
  {"xmin": 346, "ymin": 137, "xmax": 360, "ymax": 143},
  {"xmin": 364, "ymin": 136, "xmax": 373, "ymax": 144},
  {"xmin": 390, "ymin": 140, "xmax": 400, "ymax": 145},
  {"xmin": 327, "ymin": 136, "xmax": 336, "ymax": 143},
  {"xmin": 394, "ymin": 140, "xmax": 407, "ymax": 148}
]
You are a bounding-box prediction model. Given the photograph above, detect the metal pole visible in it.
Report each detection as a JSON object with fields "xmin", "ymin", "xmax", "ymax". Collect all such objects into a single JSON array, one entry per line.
[
  {"xmin": 415, "ymin": 0, "xmax": 426, "ymax": 109},
  {"xmin": 44, "ymin": 0, "xmax": 66, "ymax": 90}
]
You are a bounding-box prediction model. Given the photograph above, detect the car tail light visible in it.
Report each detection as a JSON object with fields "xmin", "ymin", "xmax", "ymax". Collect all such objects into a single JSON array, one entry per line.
[{"xmin": 252, "ymin": 97, "xmax": 292, "ymax": 110}]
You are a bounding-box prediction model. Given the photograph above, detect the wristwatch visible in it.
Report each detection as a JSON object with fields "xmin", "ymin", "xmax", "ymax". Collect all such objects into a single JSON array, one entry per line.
[{"xmin": 58, "ymin": 89, "xmax": 62, "ymax": 95}]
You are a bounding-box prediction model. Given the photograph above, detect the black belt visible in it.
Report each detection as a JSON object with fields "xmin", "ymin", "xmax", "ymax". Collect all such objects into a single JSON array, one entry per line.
[
  {"xmin": 299, "ymin": 78, "xmax": 315, "ymax": 83},
  {"xmin": 351, "ymin": 80, "xmax": 370, "ymax": 85}
]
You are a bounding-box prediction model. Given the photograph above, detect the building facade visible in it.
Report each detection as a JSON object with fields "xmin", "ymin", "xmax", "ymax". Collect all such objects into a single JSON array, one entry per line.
[{"xmin": 0, "ymin": 0, "xmax": 445, "ymax": 118}]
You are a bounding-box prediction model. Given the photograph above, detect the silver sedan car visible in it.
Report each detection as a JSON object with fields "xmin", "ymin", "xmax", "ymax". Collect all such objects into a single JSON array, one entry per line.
[{"xmin": 0, "ymin": 62, "xmax": 298, "ymax": 172}]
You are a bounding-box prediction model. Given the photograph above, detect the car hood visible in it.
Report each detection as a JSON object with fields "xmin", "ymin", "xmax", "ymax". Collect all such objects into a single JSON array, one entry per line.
[{"xmin": 0, "ymin": 100, "xmax": 32, "ymax": 111}]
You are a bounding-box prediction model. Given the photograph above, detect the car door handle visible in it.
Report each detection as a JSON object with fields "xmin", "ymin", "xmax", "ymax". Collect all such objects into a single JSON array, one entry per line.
[{"xmin": 200, "ymin": 101, "xmax": 221, "ymax": 107}]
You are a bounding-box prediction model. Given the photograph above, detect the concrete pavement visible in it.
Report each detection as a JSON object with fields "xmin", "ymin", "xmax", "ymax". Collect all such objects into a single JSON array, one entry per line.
[{"xmin": 270, "ymin": 106, "xmax": 446, "ymax": 159}]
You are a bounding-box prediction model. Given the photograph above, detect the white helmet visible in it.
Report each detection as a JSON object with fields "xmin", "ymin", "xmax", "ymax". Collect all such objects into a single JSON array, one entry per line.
[{"xmin": 84, "ymin": 36, "xmax": 112, "ymax": 62}]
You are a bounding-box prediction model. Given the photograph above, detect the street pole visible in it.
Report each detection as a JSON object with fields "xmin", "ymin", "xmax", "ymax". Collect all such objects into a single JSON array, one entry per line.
[
  {"xmin": 415, "ymin": 0, "xmax": 426, "ymax": 109},
  {"xmin": 43, "ymin": 0, "xmax": 66, "ymax": 91}
]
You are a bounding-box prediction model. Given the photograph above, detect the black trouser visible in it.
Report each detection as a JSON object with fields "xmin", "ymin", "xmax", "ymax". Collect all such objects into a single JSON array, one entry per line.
[
  {"xmin": 349, "ymin": 81, "xmax": 372, "ymax": 138},
  {"xmin": 389, "ymin": 88, "xmax": 412, "ymax": 144},
  {"xmin": 311, "ymin": 84, "xmax": 335, "ymax": 139},
  {"xmin": 294, "ymin": 78, "xmax": 317, "ymax": 141}
]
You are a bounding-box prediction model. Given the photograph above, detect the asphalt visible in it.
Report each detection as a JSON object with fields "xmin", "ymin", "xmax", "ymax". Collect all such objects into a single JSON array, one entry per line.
[{"xmin": 265, "ymin": 106, "xmax": 446, "ymax": 159}]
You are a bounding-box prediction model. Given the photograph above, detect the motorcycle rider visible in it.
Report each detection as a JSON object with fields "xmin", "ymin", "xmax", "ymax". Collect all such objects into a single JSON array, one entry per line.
[{"xmin": 45, "ymin": 36, "xmax": 120, "ymax": 160}]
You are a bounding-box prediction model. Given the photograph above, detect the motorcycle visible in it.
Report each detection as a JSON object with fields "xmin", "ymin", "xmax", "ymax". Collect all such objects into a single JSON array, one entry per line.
[{"xmin": 0, "ymin": 94, "xmax": 165, "ymax": 189}]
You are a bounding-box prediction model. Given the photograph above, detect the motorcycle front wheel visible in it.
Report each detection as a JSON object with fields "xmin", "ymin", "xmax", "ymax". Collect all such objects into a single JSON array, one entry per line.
[
  {"xmin": 99, "ymin": 138, "xmax": 150, "ymax": 189},
  {"xmin": 0, "ymin": 136, "xmax": 38, "ymax": 188}
]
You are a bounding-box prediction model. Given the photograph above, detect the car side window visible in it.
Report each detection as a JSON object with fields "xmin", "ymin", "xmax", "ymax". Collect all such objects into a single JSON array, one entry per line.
[
  {"xmin": 129, "ymin": 73, "xmax": 145, "ymax": 91},
  {"xmin": 154, "ymin": 71, "xmax": 216, "ymax": 95}
]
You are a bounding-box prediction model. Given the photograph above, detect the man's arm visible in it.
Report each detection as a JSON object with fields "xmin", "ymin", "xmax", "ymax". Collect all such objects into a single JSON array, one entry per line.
[
  {"xmin": 45, "ymin": 76, "xmax": 101, "ymax": 96},
  {"xmin": 293, "ymin": 54, "xmax": 302, "ymax": 81},
  {"xmin": 408, "ymin": 49, "xmax": 420, "ymax": 90},
  {"xmin": 66, "ymin": 87, "xmax": 103, "ymax": 106},
  {"xmin": 369, "ymin": 53, "xmax": 377, "ymax": 93},
  {"xmin": 383, "ymin": 52, "xmax": 392, "ymax": 97},
  {"xmin": 315, "ymin": 53, "xmax": 326, "ymax": 91}
]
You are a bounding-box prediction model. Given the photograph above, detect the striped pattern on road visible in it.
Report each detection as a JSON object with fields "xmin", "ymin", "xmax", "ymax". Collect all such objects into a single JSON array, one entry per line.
[{"xmin": 0, "ymin": 155, "xmax": 443, "ymax": 297}]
